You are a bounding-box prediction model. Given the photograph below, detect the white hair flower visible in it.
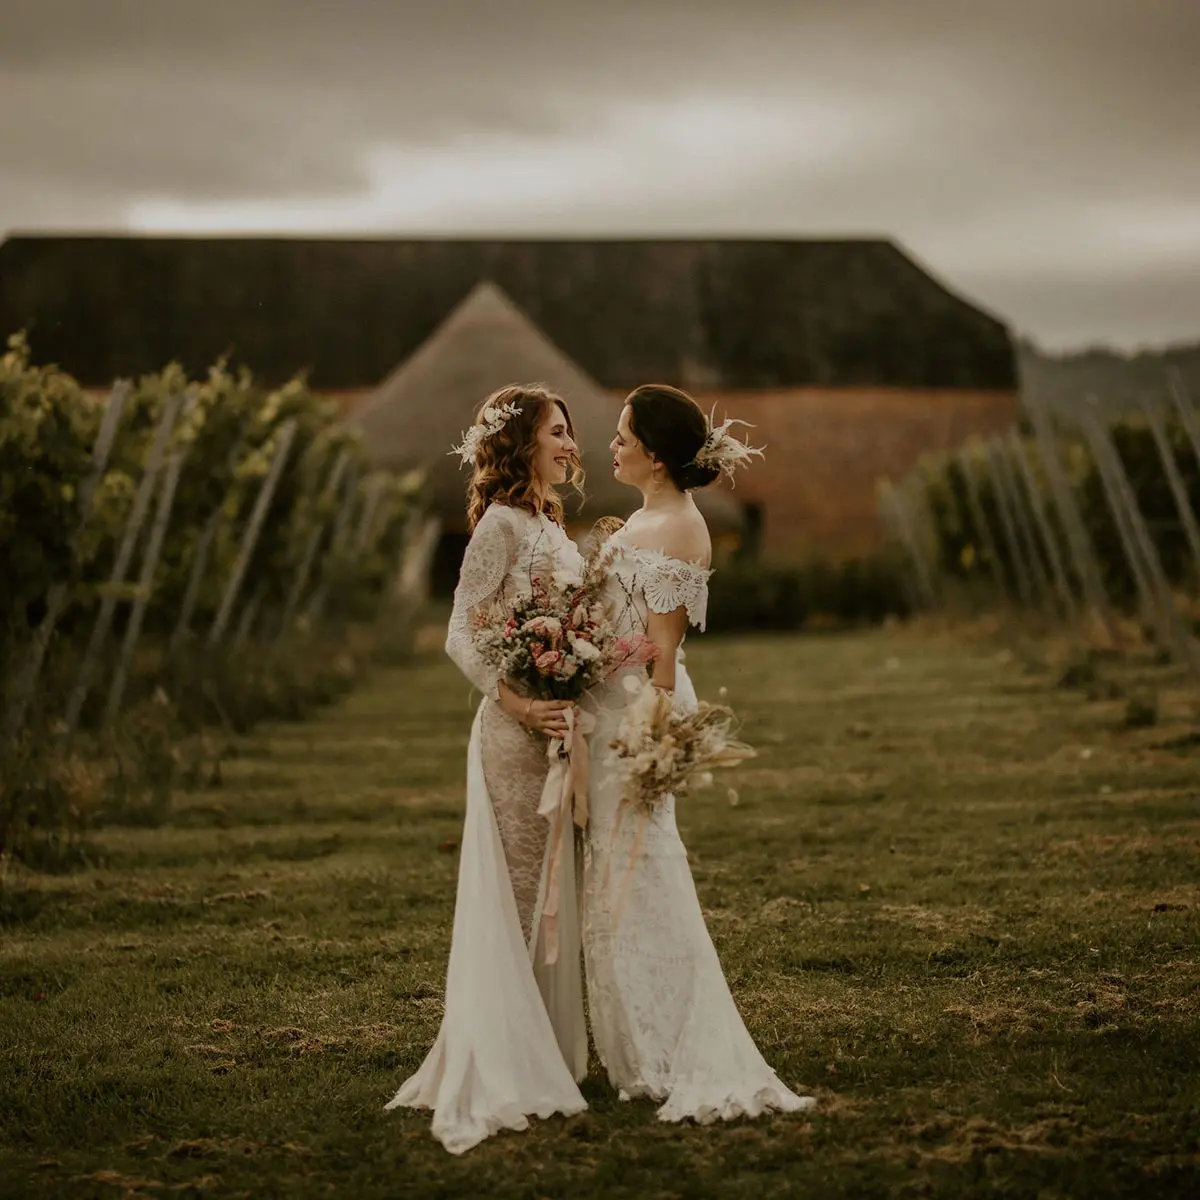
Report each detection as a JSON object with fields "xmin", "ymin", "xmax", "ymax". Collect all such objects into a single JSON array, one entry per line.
[{"xmin": 449, "ymin": 400, "xmax": 522, "ymax": 466}]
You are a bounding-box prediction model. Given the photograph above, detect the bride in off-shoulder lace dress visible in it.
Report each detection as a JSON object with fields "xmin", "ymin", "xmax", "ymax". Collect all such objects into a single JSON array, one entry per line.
[
  {"xmin": 386, "ymin": 387, "xmax": 589, "ymax": 1155},
  {"xmin": 581, "ymin": 385, "xmax": 815, "ymax": 1125}
]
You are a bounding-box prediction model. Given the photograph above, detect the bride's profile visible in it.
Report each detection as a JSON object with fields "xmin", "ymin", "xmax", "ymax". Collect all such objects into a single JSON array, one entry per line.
[
  {"xmin": 581, "ymin": 383, "xmax": 816, "ymax": 1124},
  {"xmin": 386, "ymin": 384, "xmax": 590, "ymax": 1154}
]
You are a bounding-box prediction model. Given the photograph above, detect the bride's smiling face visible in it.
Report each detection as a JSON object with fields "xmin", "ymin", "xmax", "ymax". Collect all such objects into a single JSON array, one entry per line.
[
  {"xmin": 610, "ymin": 404, "xmax": 656, "ymax": 488},
  {"xmin": 532, "ymin": 401, "xmax": 578, "ymax": 489}
]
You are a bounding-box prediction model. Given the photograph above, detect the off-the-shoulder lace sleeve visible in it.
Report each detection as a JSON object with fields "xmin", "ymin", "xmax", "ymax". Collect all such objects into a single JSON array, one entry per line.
[
  {"xmin": 445, "ymin": 505, "xmax": 518, "ymax": 697},
  {"xmin": 634, "ymin": 549, "xmax": 713, "ymax": 632}
]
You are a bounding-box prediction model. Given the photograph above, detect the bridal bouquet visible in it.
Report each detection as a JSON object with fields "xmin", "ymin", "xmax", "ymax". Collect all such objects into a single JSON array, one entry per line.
[
  {"xmin": 609, "ymin": 677, "xmax": 757, "ymax": 815},
  {"xmin": 472, "ymin": 553, "xmax": 657, "ymax": 704},
  {"xmin": 471, "ymin": 549, "xmax": 656, "ymax": 966}
]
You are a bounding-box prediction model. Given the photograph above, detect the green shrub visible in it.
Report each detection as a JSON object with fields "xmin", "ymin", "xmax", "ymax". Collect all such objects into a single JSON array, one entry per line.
[
  {"xmin": 1, "ymin": 331, "xmax": 426, "ymax": 872},
  {"xmin": 1077, "ymin": 420, "xmax": 1200, "ymax": 602},
  {"xmin": 0, "ymin": 737, "xmax": 104, "ymax": 871},
  {"xmin": 916, "ymin": 418, "xmax": 1200, "ymax": 611},
  {"xmin": 707, "ymin": 555, "xmax": 911, "ymax": 633}
]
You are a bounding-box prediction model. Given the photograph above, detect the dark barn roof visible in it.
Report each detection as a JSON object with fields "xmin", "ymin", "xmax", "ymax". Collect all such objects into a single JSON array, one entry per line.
[{"xmin": 0, "ymin": 235, "xmax": 1016, "ymax": 391}]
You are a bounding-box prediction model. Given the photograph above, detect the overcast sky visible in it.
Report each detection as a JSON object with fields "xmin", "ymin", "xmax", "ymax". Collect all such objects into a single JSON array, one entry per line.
[{"xmin": 2, "ymin": 0, "xmax": 1197, "ymax": 351}]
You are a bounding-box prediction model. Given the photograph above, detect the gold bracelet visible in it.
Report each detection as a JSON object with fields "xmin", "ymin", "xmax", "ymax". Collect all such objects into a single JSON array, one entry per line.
[{"xmin": 523, "ymin": 696, "xmax": 534, "ymax": 723}]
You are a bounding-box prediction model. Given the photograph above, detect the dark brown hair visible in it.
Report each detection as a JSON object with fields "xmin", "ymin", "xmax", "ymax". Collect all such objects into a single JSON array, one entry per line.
[
  {"xmin": 624, "ymin": 384, "xmax": 719, "ymax": 491},
  {"xmin": 466, "ymin": 383, "xmax": 584, "ymax": 529}
]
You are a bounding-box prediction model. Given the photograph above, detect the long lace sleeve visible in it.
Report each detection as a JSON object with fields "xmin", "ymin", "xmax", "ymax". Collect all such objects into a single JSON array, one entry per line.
[
  {"xmin": 636, "ymin": 549, "xmax": 713, "ymax": 632},
  {"xmin": 445, "ymin": 505, "xmax": 518, "ymax": 697}
]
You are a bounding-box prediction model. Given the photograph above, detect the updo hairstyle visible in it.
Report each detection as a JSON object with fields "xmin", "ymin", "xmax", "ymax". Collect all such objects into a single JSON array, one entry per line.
[{"xmin": 624, "ymin": 384, "xmax": 719, "ymax": 492}]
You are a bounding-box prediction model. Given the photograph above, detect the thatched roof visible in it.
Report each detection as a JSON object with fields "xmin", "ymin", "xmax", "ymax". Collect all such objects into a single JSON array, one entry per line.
[
  {"xmin": 351, "ymin": 281, "xmax": 741, "ymax": 533},
  {"xmin": 0, "ymin": 235, "xmax": 1016, "ymax": 391},
  {"xmin": 351, "ymin": 281, "xmax": 625, "ymax": 523}
]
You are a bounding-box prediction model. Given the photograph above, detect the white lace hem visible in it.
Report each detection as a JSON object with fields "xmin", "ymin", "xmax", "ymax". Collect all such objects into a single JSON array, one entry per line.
[
  {"xmin": 652, "ymin": 1081, "xmax": 816, "ymax": 1125},
  {"xmin": 385, "ymin": 703, "xmax": 587, "ymax": 1155},
  {"xmin": 386, "ymin": 1071, "xmax": 586, "ymax": 1156}
]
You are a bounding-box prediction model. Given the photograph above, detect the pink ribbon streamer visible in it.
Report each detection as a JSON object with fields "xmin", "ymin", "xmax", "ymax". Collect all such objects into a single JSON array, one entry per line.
[{"xmin": 536, "ymin": 705, "xmax": 595, "ymax": 966}]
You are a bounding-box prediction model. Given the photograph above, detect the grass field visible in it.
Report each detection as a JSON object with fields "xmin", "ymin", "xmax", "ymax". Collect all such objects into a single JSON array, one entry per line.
[{"xmin": 2, "ymin": 624, "xmax": 1198, "ymax": 1198}]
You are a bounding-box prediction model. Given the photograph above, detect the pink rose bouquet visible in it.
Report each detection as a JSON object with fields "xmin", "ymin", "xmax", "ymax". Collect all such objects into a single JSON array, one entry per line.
[{"xmin": 473, "ymin": 552, "xmax": 656, "ymax": 705}]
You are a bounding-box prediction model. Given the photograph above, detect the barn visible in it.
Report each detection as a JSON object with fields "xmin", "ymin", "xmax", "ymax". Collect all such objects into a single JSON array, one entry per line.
[
  {"xmin": 346, "ymin": 279, "xmax": 743, "ymax": 585},
  {"xmin": 0, "ymin": 234, "xmax": 1018, "ymax": 557}
]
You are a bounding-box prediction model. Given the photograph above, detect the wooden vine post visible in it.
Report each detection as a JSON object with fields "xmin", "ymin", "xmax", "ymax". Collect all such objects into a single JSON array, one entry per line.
[
  {"xmin": 878, "ymin": 479, "xmax": 938, "ymax": 610},
  {"xmin": 989, "ymin": 439, "xmax": 1054, "ymax": 613},
  {"xmin": 305, "ymin": 464, "xmax": 363, "ymax": 627},
  {"xmin": 103, "ymin": 390, "xmax": 198, "ymax": 726},
  {"xmin": 208, "ymin": 419, "xmax": 299, "ymax": 647},
  {"xmin": 1006, "ymin": 430, "xmax": 1076, "ymax": 618},
  {"xmin": 1022, "ymin": 393, "xmax": 1121, "ymax": 644},
  {"xmin": 980, "ymin": 440, "xmax": 1034, "ymax": 606},
  {"xmin": 1167, "ymin": 369, "xmax": 1200, "ymax": 467},
  {"xmin": 1138, "ymin": 396, "xmax": 1200, "ymax": 588},
  {"xmin": 63, "ymin": 391, "xmax": 183, "ymax": 736},
  {"xmin": 3, "ymin": 382, "xmax": 131, "ymax": 736},
  {"xmin": 1081, "ymin": 406, "xmax": 1199, "ymax": 673},
  {"xmin": 955, "ymin": 448, "xmax": 1011, "ymax": 599},
  {"xmin": 278, "ymin": 447, "xmax": 351, "ymax": 635}
]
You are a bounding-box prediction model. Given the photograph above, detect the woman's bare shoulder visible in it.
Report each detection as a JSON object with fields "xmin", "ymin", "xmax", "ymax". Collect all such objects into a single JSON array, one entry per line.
[{"xmin": 625, "ymin": 508, "xmax": 711, "ymax": 567}]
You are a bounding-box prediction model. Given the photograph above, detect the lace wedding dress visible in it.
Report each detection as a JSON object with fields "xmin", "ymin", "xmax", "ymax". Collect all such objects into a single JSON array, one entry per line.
[
  {"xmin": 581, "ymin": 533, "xmax": 815, "ymax": 1124},
  {"xmin": 386, "ymin": 503, "xmax": 588, "ymax": 1154}
]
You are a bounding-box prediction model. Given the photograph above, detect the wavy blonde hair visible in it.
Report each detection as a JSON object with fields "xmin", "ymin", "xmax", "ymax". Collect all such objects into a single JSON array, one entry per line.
[{"xmin": 466, "ymin": 384, "xmax": 585, "ymax": 530}]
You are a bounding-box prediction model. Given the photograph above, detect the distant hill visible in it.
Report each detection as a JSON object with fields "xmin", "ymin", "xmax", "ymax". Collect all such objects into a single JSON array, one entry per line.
[{"xmin": 1017, "ymin": 339, "xmax": 1200, "ymax": 418}]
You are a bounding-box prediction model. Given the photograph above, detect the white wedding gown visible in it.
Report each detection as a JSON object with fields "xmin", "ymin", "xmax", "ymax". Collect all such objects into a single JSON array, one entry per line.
[
  {"xmin": 386, "ymin": 503, "xmax": 588, "ymax": 1154},
  {"xmin": 581, "ymin": 534, "xmax": 815, "ymax": 1123}
]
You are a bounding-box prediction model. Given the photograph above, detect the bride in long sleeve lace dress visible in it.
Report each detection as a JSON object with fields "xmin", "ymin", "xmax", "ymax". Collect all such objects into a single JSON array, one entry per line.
[
  {"xmin": 582, "ymin": 385, "xmax": 816, "ymax": 1125},
  {"xmin": 386, "ymin": 386, "xmax": 590, "ymax": 1154}
]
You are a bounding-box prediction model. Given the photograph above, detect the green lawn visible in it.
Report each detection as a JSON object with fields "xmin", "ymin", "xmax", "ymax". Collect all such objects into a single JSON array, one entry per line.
[{"xmin": 2, "ymin": 626, "xmax": 1198, "ymax": 1198}]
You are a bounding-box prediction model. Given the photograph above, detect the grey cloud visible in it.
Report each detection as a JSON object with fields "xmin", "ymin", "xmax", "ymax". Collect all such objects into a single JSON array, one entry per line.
[
  {"xmin": 1, "ymin": 0, "xmax": 1198, "ymax": 349},
  {"xmin": 5, "ymin": 68, "xmax": 376, "ymax": 197}
]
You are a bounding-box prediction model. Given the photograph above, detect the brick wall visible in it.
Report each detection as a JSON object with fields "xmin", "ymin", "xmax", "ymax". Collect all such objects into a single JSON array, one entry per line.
[{"xmin": 681, "ymin": 388, "xmax": 1020, "ymax": 559}]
